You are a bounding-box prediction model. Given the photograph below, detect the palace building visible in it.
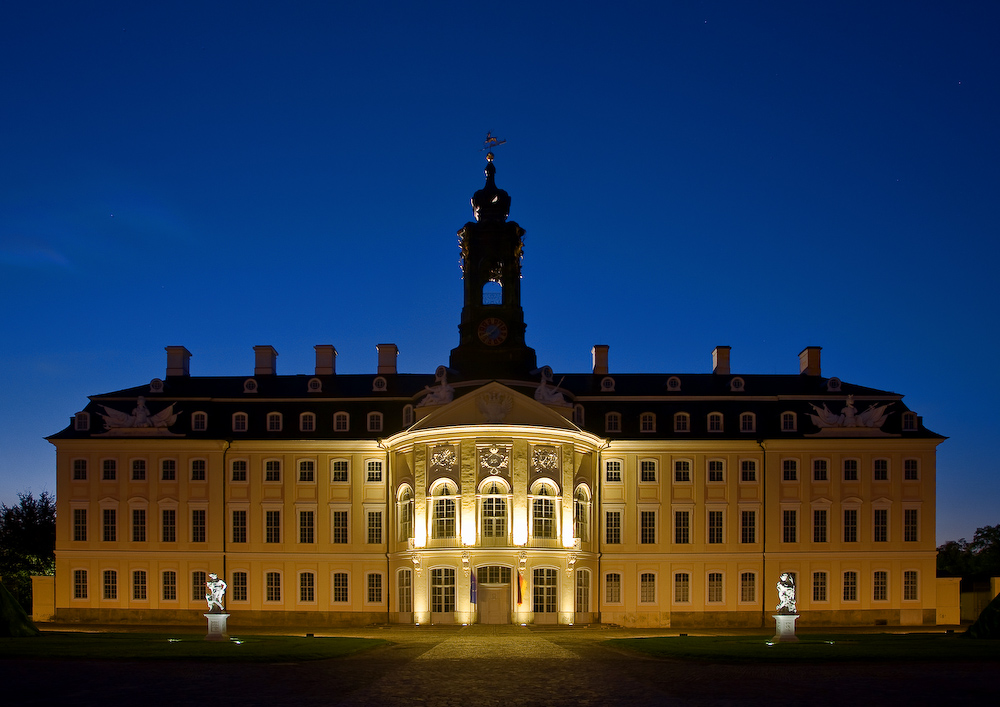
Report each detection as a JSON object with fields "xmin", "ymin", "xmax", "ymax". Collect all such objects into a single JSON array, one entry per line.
[{"xmin": 49, "ymin": 154, "xmax": 943, "ymax": 627}]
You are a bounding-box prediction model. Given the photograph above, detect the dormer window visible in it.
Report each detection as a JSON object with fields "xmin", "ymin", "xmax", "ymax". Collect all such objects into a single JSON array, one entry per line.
[
  {"xmin": 74, "ymin": 412, "xmax": 90, "ymax": 432},
  {"xmin": 367, "ymin": 412, "xmax": 383, "ymax": 432},
  {"xmin": 605, "ymin": 412, "xmax": 621, "ymax": 433},
  {"xmin": 902, "ymin": 412, "xmax": 917, "ymax": 431},
  {"xmin": 708, "ymin": 413, "xmax": 723, "ymax": 432},
  {"xmin": 640, "ymin": 413, "xmax": 656, "ymax": 433},
  {"xmin": 674, "ymin": 412, "xmax": 690, "ymax": 432},
  {"xmin": 267, "ymin": 412, "xmax": 283, "ymax": 432}
]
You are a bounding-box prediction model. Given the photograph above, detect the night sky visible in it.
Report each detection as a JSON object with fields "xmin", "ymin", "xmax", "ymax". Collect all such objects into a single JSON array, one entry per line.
[{"xmin": 2, "ymin": 2, "xmax": 997, "ymax": 544}]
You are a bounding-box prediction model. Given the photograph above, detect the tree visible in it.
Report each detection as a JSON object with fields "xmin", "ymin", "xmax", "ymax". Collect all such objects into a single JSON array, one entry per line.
[
  {"xmin": 0, "ymin": 491, "xmax": 56, "ymax": 614},
  {"xmin": 937, "ymin": 524, "xmax": 1000, "ymax": 583}
]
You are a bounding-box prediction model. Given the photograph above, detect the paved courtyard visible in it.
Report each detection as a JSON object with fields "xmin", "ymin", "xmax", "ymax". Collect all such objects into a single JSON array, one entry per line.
[{"xmin": 1, "ymin": 624, "xmax": 994, "ymax": 705}]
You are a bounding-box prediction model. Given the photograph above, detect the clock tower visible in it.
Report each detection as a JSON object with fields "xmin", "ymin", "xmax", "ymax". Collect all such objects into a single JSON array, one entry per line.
[{"xmin": 449, "ymin": 152, "xmax": 537, "ymax": 378}]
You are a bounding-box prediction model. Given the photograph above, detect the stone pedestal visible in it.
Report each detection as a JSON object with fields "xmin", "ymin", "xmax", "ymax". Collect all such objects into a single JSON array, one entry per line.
[
  {"xmin": 204, "ymin": 613, "xmax": 230, "ymax": 641},
  {"xmin": 771, "ymin": 613, "xmax": 799, "ymax": 643}
]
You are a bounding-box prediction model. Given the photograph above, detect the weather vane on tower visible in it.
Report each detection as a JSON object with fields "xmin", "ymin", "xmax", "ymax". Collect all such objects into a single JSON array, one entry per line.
[{"xmin": 481, "ymin": 131, "xmax": 507, "ymax": 158}]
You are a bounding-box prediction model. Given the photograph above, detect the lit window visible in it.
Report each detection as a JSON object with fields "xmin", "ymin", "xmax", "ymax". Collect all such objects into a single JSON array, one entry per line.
[
  {"xmin": 708, "ymin": 572, "xmax": 723, "ymax": 603},
  {"xmin": 674, "ymin": 573, "xmax": 690, "ymax": 603},
  {"xmin": 605, "ymin": 460, "xmax": 622, "ymax": 483},
  {"xmin": 606, "ymin": 573, "xmax": 622, "ymax": 603},
  {"xmin": 640, "ymin": 573, "xmax": 656, "ymax": 603},
  {"xmin": 299, "ymin": 460, "xmax": 315, "ymax": 482}
]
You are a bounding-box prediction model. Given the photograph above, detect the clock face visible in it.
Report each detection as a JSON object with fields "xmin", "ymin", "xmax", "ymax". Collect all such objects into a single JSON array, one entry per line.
[{"xmin": 477, "ymin": 317, "xmax": 508, "ymax": 346}]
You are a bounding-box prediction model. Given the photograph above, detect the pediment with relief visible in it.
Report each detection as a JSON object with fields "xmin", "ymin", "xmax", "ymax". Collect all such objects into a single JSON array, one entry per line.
[{"xmin": 408, "ymin": 381, "xmax": 581, "ymax": 433}]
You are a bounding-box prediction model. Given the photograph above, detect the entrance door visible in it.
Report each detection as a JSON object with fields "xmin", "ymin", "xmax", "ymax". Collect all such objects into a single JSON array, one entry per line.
[{"xmin": 478, "ymin": 585, "xmax": 510, "ymax": 624}]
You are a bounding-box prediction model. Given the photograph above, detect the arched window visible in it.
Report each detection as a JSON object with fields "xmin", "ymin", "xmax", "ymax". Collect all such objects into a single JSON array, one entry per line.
[
  {"xmin": 232, "ymin": 412, "xmax": 248, "ymax": 432},
  {"xmin": 482, "ymin": 280, "xmax": 502, "ymax": 305},
  {"xmin": 367, "ymin": 412, "xmax": 383, "ymax": 432},
  {"xmin": 530, "ymin": 480, "xmax": 558, "ymax": 540},
  {"xmin": 640, "ymin": 412, "xmax": 656, "ymax": 432},
  {"xmin": 299, "ymin": 412, "xmax": 315, "ymax": 433},
  {"xmin": 781, "ymin": 412, "xmax": 797, "ymax": 431},
  {"xmin": 479, "ymin": 479, "xmax": 509, "ymax": 544},
  {"xmin": 333, "ymin": 412, "xmax": 349, "ymax": 432},
  {"xmin": 574, "ymin": 485, "xmax": 591, "ymax": 541},
  {"xmin": 431, "ymin": 482, "xmax": 457, "ymax": 539},
  {"xmin": 397, "ymin": 485, "xmax": 413, "ymax": 542},
  {"xmin": 402, "ymin": 404, "xmax": 414, "ymax": 427},
  {"xmin": 572, "ymin": 404, "xmax": 585, "ymax": 426},
  {"xmin": 266, "ymin": 412, "xmax": 282, "ymax": 432},
  {"xmin": 674, "ymin": 412, "xmax": 690, "ymax": 432},
  {"xmin": 191, "ymin": 412, "xmax": 207, "ymax": 431},
  {"xmin": 740, "ymin": 412, "xmax": 755, "ymax": 433},
  {"xmin": 708, "ymin": 412, "xmax": 723, "ymax": 432},
  {"xmin": 605, "ymin": 412, "xmax": 621, "ymax": 433}
]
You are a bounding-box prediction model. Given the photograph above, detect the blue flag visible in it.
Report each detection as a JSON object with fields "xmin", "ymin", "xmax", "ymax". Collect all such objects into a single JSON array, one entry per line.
[{"xmin": 470, "ymin": 571, "xmax": 477, "ymax": 604}]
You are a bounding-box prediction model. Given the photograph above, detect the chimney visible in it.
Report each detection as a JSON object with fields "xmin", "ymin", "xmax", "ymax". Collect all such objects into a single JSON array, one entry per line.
[
  {"xmin": 799, "ymin": 346, "xmax": 822, "ymax": 376},
  {"xmin": 592, "ymin": 345, "xmax": 609, "ymax": 375},
  {"xmin": 165, "ymin": 346, "xmax": 191, "ymax": 377},
  {"xmin": 315, "ymin": 345, "xmax": 337, "ymax": 375},
  {"xmin": 712, "ymin": 346, "xmax": 731, "ymax": 375},
  {"xmin": 376, "ymin": 344, "xmax": 398, "ymax": 374},
  {"xmin": 254, "ymin": 345, "xmax": 278, "ymax": 376}
]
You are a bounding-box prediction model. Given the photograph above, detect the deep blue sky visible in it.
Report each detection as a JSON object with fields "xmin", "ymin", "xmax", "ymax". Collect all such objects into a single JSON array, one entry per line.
[{"xmin": 2, "ymin": 2, "xmax": 997, "ymax": 544}]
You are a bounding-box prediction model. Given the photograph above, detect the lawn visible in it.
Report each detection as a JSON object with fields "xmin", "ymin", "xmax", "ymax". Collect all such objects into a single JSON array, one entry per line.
[
  {"xmin": 608, "ymin": 632, "xmax": 1000, "ymax": 664},
  {"xmin": 0, "ymin": 631, "xmax": 387, "ymax": 662}
]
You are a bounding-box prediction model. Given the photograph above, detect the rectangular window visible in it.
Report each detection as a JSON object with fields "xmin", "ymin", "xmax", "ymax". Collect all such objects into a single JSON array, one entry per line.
[
  {"xmin": 904, "ymin": 571, "xmax": 918, "ymax": 600},
  {"xmin": 873, "ymin": 459, "xmax": 888, "ymax": 481},
  {"xmin": 782, "ymin": 459, "xmax": 797, "ymax": 481},
  {"xmin": 265, "ymin": 460, "xmax": 281, "ymax": 482},
  {"xmin": 300, "ymin": 572, "xmax": 315, "ymax": 602},
  {"xmin": 102, "ymin": 459, "xmax": 116, "ymax": 481},
  {"xmin": 904, "ymin": 509, "xmax": 919, "ymax": 542},
  {"xmin": 161, "ymin": 459, "xmax": 176, "ymax": 481},
  {"xmin": 640, "ymin": 510, "xmax": 656, "ymax": 544},
  {"xmin": 533, "ymin": 568, "xmax": 557, "ymax": 613},
  {"xmin": 674, "ymin": 510, "xmax": 690, "ymax": 544},
  {"xmin": 782, "ymin": 509, "xmax": 797, "ymax": 543},
  {"xmin": 674, "ymin": 573, "xmax": 690, "ymax": 603},
  {"xmin": 708, "ymin": 460, "xmax": 724, "ymax": 482},
  {"xmin": 332, "ymin": 510, "xmax": 348, "ymax": 544},
  {"xmin": 533, "ymin": 498, "xmax": 555, "ymax": 539},
  {"xmin": 299, "ymin": 460, "xmax": 315, "ymax": 482},
  {"xmin": 102, "ymin": 508, "xmax": 116, "ymax": 542},
  {"xmin": 843, "ymin": 459, "xmax": 858, "ymax": 481},
  {"xmin": 605, "ymin": 460, "xmax": 622, "ymax": 482},
  {"xmin": 231, "ymin": 460, "xmax": 247, "ymax": 482},
  {"xmin": 132, "ymin": 459, "xmax": 146, "ymax": 481},
  {"xmin": 398, "ymin": 570, "xmax": 412, "ymax": 613},
  {"xmin": 231, "ymin": 572, "xmax": 247, "ymax": 602},
  {"xmin": 333, "ymin": 572, "xmax": 349, "ymax": 603},
  {"xmin": 874, "ymin": 509, "xmax": 888, "ymax": 542},
  {"xmin": 813, "ymin": 509, "xmax": 828, "ymax": 543},
  {"xmin": 844, "ymin": 509, "xmax": 858, "ymax": 542},
  {"xmin": 73, "ymin": 459, "xmax": 87, "ymax": 480},
  {"xmin": 192, "ymin": 571, "xmax": 206, "ymax": 602},
  {"xmin": 73, "ymin": 569, "xmax": 88, "ymax": 599},
  {"xmin": 843, "ymin": 571, "xmax": 858, "ymax": 601},
  {"xmin": 162, "ymin": 571, "xmax": 176, "ymax": 601},
  {"xmin": 132, "ymin": 570, "xmax": 147, "ymax": 600},
  {"xmin": 433, "ymin": 497, "xmax": 456, "ymax": 539},
  {"xmin": 265, "ymin": 510, "xmax": 281, "ymax": 543},
  {"xmin": 640, "ymin": 460, "xmax": 656, "ymax": 482},
  {"xmin": 740, "ymin": 572, "xmax": 756, "ymax": 603},
  {"xmin": 73, "ymin": 508, "xmax": 87, "ymax": 541},
  {"xmin": 640, "ymin": 573, "xmax": 656, "ymax": 603},
  {"xmin": 813, "ymin": 459, "xmax": 828, "ymax": 481},
  {"xmin": 191, "ymin": 509, "xmax": 206, "ymax": 542},
  {"xmin": 332, "ymin": 460, "xmax": 348, "ymax": 482},
  {"xmin": 873, "ymin": 570, "xmax": 888, "ymax": 601},
  {"xmin": 605, "ymin": 510, "xmax": 621, "ymax": 544},
  {"xmin": 367, "ymin": 460, "xmax": 383, "ymax": 482},
  {"xmin": 708, "ymin": 510, "xmax": 723, "ymax": 544},
  {"xmin": 191, "ymin": 459, "xmax": 206, "ymax": 481},
  {"xmin": 132, "ymin": 509, "xmax": 146, "ymax": 542},
  {"xmin": 367, "ymin": 510, "xmax": 383, "ymax": 544},
  {"xmin": 368, "ymin": 573, "xmax": 383, "ymax": 603},
  {"xmin": 266, "ymin": 572, "xmax": 281, "ymax": 602},
  {"xmin": 299, "ymin": 510, "xmax": 315, "ymax": 544},
  {"xmin": 103, "ymin": 570, "xmax": 117, "ymax": 600},
  {"xmin": 300, "ymin": 414, "xmax": 315, "ymax": 432},
  {"xmin": 904, "ymin": 459, "xmax": 919, "ymax": 480},
  {"xmin": 232, "ymin": 510, "xmax": 247, "ymax": 543},
  {"xmin": 431, "ymin": 568, "xmax": 456, "ymax": 612},
  {"xmin": 162, "ymin": 509, "xmax": 176, "ymax": 542},
  {"xmin": 674, "ymin": 460, "xmax": 691, "ymax": 482},
  {"xmin": 605, "ymin": 573, "xmax": 621, "ymax": 603},
  {"xmin": 813, "ymin": 572, "xmax": 827, "ymax": 602},
  {"xmin": 576, "ymin": 570, "xmax": 590, "ymax": 613},
  {"xmin": 741, "ymin": 510, "xmax": 756, "ymax": 544},
  {"xmin": 741, "ymin": 460, "xmax": 756, "ymax": 482},
  {"xmin": 708, "ymin": 572, "xmax": 723, "ymax": 603}
]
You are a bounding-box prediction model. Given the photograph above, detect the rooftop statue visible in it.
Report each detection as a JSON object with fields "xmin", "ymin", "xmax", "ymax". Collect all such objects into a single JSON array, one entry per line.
[
  {"xmin": 417, "ymin": 366, "xmax": 454, "ymax": 407},
  {"xmin": 534, "ymin": 366, "xmax": 569, "ymax": 406},
  {"xmin": 99, "ymin": 396, "xmax": 180, "ymax": 429},
  {"xmin": 809, "ymin": 395, "xmax": 891, "ymax": 429}
]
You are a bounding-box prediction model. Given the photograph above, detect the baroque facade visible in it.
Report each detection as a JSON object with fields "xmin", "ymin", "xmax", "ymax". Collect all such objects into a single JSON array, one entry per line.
[{"xmin": 50, "ymin": 154, "xmax": 943, "ymax": 627}]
